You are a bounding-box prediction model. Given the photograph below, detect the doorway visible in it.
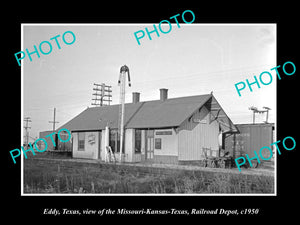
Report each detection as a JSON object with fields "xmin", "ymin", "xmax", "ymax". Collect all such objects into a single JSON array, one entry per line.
[{"xmin": 145, "ymin": 130, "xmax": 154, "ymax": 161}]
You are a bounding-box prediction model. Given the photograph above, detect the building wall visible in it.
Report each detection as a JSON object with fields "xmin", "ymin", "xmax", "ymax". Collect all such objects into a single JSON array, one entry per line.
[
  {"xmin": 139, "ymin": 128, "xmax": 178, "ymax": 164},
  {"xmin": 72, "ymin": 131, "xmax": 101, "ymax": 159},
  {"xmin": 178, "ymin": 105, "xmax": 219, "ymax": 161},
  {"xmin": 125, "ymin": 129, "xmax": 134, "ymax": 162},
  {"xmin": 152, "ymin": 128, "xmax": 178, "ymax": 164},
  {"xmin": 154, "ymin": 129, "xmax": 178, "ymax": 156}
]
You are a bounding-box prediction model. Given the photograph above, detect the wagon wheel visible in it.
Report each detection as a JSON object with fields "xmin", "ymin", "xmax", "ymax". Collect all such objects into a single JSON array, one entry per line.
[
  {"xmin": 200, "ymin": 160, "xmax": 206, "ymax": 167},
  {"xmin": 219, "ymin": 159, "xmax": 226, "ymax": 169},
  {"xmin": 252, "ymin": 160, "xmax": 259, "ymax": 168},
  {"xmin": 244, "ymin": 159, "xmax": 250, "ymax": 168},
  {"xmin": 206, "ymin": 159, "xmax": 211, "ymax": 168},
  {"xmin": 203, "ymin": 159, "xmax": 208, "ymax": 167},
  {"xmin": 209, "ymin": 159, "xmax": 216, "ymax": 168},
  {"xmin": 227, "ymin": 158, "xmax": 232, "ymax": 169}
]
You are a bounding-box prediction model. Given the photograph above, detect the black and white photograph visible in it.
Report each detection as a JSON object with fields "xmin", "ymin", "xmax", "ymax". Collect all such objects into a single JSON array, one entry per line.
[
  {"xmin": 21, "ymin": 24, "xmax": 276, "ymax": 195},
  {"xmin": 3, "ymin": 4, "xmax": 298, "ymax": 221}
]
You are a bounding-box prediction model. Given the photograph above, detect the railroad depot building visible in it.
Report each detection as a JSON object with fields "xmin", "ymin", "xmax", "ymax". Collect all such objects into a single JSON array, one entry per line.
[{"xmin": 58, "ymin": 89, "xmax": 238, "ymax": 164}]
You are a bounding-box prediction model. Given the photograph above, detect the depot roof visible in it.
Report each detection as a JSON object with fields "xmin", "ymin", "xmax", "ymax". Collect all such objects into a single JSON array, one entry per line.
[{"xmin": 58, "ymin": 94, "xmax": 237, "ymax": 133}]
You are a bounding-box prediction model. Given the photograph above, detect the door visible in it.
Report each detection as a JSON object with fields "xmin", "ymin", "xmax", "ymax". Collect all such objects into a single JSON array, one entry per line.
[{"xmin": 145, "ymin": 130, "xmax": 154, "ymax": 161}]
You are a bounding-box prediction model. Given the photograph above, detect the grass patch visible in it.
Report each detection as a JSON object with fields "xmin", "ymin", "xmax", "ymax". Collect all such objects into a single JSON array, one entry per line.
[{"xmin": 23, "ymin": 158, "xmax": 274, "ymax": 194}]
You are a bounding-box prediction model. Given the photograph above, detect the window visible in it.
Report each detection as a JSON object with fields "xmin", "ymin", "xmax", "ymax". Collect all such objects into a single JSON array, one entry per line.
[
  {"xmin": 155, "ymin": 138, "xmax": 162, "ymax": 150},
  {"xmin": 78, "ymin": 132, "xmax": 85, "ymax": 151},
  {"xmin": 135, "ymin": 129, "xmax": 141, "ymax": 153}
]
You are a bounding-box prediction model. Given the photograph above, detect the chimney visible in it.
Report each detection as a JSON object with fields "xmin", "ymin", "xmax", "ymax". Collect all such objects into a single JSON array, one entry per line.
[
  {"xmin": 160, "ymin": 88, "xmax": 168, "ymax": 101},
  {"xmin": 132, "ymin": 92, "xmax": 140, "ymax": 103}
]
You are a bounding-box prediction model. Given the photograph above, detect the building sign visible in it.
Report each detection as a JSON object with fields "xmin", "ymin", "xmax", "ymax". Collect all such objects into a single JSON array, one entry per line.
[
  {"xmin": 156, "ymin": 131, "xmax": 172, "ymax": 135},
  {"xmin": 193, "ymin": 118, "xmax": 207, "ymax": 124},
  {"xmin": 88, "ymin": 133, "xmax": 96, "ymax": 145}
]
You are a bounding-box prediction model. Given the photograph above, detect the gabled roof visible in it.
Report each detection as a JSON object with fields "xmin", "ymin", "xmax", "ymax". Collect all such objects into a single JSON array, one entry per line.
[
  {"xmin": 126, "ymin": 94, "xmax": 212, "ymax": 128},
  {"xmin": 58, "ymin": 94, "xmax": 238, "ymax": 132},
  {"xmin": 58, "ymin": 102, "xmax": 144, "ymax": 131},
  {"xmin": 206, "ymin": 96, "xmax": 238, "ymax": 133}
]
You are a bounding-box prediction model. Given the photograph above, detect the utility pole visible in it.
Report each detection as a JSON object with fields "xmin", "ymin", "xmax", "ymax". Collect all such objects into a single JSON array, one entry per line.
[
  {"xmin": 249, "ymin": 106, "xmax": 257, "ymax": 124},
  {"xmin": 49, "ymin": 107, "xmax": 59, "ymax": 131},
  {"xmin": 118, "ymin": 65, "xmax": 131, "ymax": 163},
  {"xmin": 92, "ymin": 83, "xmax": 112, "ymax": 106},
  {"xmin": 249, "ymin": 106, "xmax": 271, "ymax": 124},
  {"xmin": 263, "ymin": 106, "xmax": 271, "ymax": 123},
  {"xmin": 24, "ymin": 117, "xmax": 31, "ymax": 149}
]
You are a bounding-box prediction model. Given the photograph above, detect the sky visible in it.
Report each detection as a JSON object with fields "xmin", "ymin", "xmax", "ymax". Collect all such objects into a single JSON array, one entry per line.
[{"xmin": 22, "ymin": 24, "xmax": 276, "ymax": 140}]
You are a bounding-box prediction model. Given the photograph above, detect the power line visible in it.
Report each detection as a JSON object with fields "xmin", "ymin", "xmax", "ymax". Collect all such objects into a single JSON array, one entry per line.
[
  {"xmin": 91, "ymin": 83, "xmax": 112, "ymax": 106},
  {"xmin": 248, "ymin": 106, "xmax": 271, "ymax": 124},
  {"xmin": 49, "ymin": 107, "xmax": 59, "ymax": 131},
  {"xmin": 24, "ymin": 116, "xmax": 32, "ymax": 148}
]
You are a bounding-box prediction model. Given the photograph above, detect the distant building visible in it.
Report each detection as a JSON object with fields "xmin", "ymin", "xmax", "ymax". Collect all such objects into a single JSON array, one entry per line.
[
  {"xmin": 58, "ymin": 89, "xmax": 238, "ymax": 164},
  {"xmin": 39, "ymin": 130, "xmax": 72, "ymax": 152}
]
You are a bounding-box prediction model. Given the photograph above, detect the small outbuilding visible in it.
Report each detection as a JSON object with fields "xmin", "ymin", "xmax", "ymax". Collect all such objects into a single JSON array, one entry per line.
[
  {"xmin": 58, "ymin": 89, "xmax": 238, "ymax": 164},
  {"xmin": 38, "ymin": 130, "xmax": 72, "ymax": 152}
]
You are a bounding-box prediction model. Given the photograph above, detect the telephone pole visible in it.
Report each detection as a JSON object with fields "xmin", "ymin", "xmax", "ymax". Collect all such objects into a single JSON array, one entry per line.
[
  {"xmin": 248, "ymin": 106, "xmax": 271, "ymax": 124},
  {"xmin": 263, "ymin": 106, "xmax": 271, "ymax": 123},
  {"xmin": 24, "ymin": 117, "xmax": 31, "ymax": 148},
  {"xmin": 92, "ymin": 83, "xmax": 112, "ymax": 106},
  {"xmin": 49, "ymin": 108, "xmax": 59, "ymax": 131}
]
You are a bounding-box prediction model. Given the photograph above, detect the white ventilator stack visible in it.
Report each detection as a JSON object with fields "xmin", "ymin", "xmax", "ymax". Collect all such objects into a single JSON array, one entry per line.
[{"xmin": 118, "ymin": 65, "xmax": 131, "ymax": 163}]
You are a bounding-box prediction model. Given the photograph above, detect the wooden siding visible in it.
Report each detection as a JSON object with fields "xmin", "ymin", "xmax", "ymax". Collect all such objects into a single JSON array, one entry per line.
[
  {"xmin": 178, "ymin": 105, "xmax": 219, "ymax": 161},
  {"xmin": 154, "ymin": 129, "xmax": 178, "ymax": 156},
  {"xmin": 73, "ymin": 131, "xmax": 101, "ymax": 159}
]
